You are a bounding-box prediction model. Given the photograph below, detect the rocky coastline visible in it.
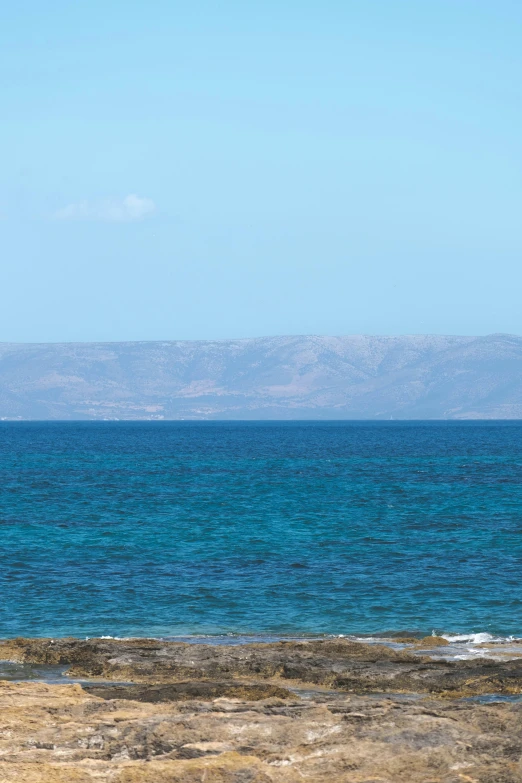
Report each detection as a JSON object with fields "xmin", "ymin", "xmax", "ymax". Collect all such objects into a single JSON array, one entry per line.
[{"xmin": 1, "ymin": 636, "xmax": 522, "ymax": 781}]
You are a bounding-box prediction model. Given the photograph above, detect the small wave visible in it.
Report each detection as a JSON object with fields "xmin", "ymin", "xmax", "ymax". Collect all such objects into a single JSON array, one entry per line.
[
  {"xmin": 338, "ymin": 631, "xmax": 522, "ymax": 661},
  {"xmin": 441, "ymin": 632, "xmax": 521, "ymax": 645}
]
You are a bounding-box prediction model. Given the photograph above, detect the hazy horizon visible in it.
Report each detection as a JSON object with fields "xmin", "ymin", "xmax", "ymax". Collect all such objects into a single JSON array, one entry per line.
[
  {"xmin": 2, "ymin": 333, "xmax": 522, "ymax": 421},
  {"xmin": 1, "ymin": 331, "xmax": 521, "ymax": 347}
]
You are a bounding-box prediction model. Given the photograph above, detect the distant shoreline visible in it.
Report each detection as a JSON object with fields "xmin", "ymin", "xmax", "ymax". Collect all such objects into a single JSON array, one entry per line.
[{"xmin": 2, "ymin": 334, "xmax": 522, "ymax": 419}]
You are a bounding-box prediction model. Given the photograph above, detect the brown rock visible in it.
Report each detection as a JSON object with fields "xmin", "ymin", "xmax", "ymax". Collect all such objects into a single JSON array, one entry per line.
[
  {"xmin": 418, "ymin": 636, "xmax": 451, "ymax": 647},
  {"xmin": 2, "ymin": 636, "xmax": 522, "ymax": 697},
  {"xmin": 0, "ymin": 680, "xmax": 521, "ymax": 782},
  {"xmin": 83, "ymin": 680, "xmax": 293, "ymax": 702}
]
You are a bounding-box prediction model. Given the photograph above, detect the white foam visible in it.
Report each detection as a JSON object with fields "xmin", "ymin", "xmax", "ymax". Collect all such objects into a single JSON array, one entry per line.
[
  {"xmin": 340, "ymin": 631, "xmax": 522, "ymax": 661},
  {"xmin": 429, "ymin": 632, "xmax": 522, "ymax": 661},
  {"xmin": 441, "ymin": 632, "xmax": 500, "ymax": 645},
  {"xmin": 86, "ymin": 635, "xmax": 127, "ymax": 641}
]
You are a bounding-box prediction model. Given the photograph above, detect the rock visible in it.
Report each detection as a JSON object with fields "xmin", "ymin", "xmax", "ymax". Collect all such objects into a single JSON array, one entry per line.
[
  {"xmin": 418, "ymin": 636, "xmax": 451, "ymax": 647},
  {"xmin": 0, "ymin": 679, "xmax": 521, "ymax": 781},
  {"xmin": 83, "ymin": 681, "xmax": 293, "ymax": 702},
  {"xmin": 2, "ymin": 636, "xmax": 522, "ymax": 697}
]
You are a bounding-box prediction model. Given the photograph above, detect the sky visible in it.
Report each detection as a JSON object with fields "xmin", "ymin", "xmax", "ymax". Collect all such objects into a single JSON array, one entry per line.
[{"xmin": 1, "ymin": 0, "xmax": 522, "ymax": 342}]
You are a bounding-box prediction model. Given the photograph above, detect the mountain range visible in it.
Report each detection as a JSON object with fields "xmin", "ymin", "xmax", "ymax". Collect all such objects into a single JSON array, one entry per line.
[{"xmin": 1, "ymin": 334, "xmax": 522, "ymax": 420}]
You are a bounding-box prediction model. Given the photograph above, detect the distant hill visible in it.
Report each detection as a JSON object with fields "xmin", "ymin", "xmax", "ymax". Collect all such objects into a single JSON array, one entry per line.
[{"xmin": 1, "ymin": 334, "xmax": 522, "ymax": 420}]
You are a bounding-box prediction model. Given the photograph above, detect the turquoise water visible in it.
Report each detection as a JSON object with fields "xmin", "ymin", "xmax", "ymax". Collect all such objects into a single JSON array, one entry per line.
[{"xmin": 1, "ymin": 421, "xmax": 522, "ymax": 639}]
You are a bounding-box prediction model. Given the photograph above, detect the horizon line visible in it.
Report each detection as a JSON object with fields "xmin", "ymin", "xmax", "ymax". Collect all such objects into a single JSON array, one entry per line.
[{"xmin": 0, "ymin": 332, "xmax": 520, "ymax": 347}]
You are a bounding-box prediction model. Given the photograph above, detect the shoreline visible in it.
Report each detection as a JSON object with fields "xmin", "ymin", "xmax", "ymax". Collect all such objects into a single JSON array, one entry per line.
[
  {"xmin": 3, "ymin": 630, "xmax": 522, "ymax": 662},
  {"xmin": 3, "ymin": 634, "xmax": 522, "ymax": 695},
  {"xmin": 1, "ymin": 636, "xmax": 522, "ymax": 781}
]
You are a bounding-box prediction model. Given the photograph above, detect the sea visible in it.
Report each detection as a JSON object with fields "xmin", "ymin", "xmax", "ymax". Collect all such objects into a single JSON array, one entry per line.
[{"xmin": 1, "ymin": 421, "xmax": 522, "ymax": 656}]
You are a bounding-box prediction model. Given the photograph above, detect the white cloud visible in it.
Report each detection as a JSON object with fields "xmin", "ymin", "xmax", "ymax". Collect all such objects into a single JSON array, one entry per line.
[{"xmin": 54, "ymin": 194, "xmax": 156, "ymax": 223}]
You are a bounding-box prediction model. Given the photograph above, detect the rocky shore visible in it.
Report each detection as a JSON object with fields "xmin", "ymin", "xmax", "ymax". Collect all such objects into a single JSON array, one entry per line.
[{"xmin": 1, "ymin": 637, "xmax": 522, "ymax": 781}]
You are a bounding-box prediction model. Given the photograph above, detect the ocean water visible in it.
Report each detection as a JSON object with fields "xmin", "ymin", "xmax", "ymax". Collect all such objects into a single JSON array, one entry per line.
[{"xmin": 1, "ymin": 421, "xmax": 522, "ymax": 641}]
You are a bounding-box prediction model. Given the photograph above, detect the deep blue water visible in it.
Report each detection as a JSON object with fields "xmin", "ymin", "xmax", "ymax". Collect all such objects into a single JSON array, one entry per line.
[{"xmin": 1, "ymin": 421, "xmax": 522, "ymax": 639}]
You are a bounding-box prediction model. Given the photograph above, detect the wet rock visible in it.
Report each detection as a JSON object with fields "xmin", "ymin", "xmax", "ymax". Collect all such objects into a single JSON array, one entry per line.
[
  {"xmin": 83, "ymin": 681, "xmax": 293, "ymax": 702},
  {"xmin": 2, "ymin": 637, "xmax": 522, "ymax": 697}
]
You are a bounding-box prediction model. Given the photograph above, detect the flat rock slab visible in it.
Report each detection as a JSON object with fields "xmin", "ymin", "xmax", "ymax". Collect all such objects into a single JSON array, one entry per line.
[
  {"xmin": 3, "ymin": 637, "xmax": 522, "ymax": 696},
  {"xmin": 0, "ymin": 680, "xmax": 521, "ymax": 782}
]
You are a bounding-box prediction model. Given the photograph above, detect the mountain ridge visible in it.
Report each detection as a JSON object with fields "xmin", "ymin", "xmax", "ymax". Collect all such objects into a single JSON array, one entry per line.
[{"xmin": 1, "ymin": 333, "xmax": 522, "ymax": 420}]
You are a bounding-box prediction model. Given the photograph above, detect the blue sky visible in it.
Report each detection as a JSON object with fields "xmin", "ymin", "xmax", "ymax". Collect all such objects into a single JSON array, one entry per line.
[{"xmin": 2, "ymin": 1, "xmax": 522, "ymax": 341}]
